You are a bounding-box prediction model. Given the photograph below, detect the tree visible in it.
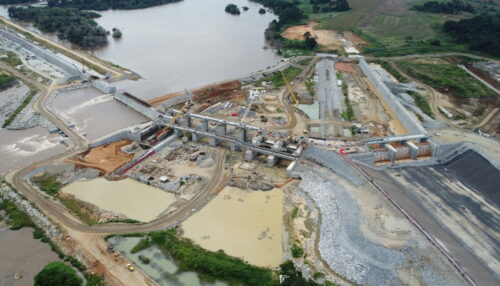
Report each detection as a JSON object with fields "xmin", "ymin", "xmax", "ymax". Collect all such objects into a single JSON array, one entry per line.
[
  {"xmin": 225, "ymin": 3, "xmax": 241, "ymax": 15},
  {"xmin": 304, "ymin": 32, "xmax": 318, "ymax": 50},
  {"xmin": 112, "ymin": 27, "xmax": 122, "ymax": 38},
  {"xmin": 259, "ymin": 8, "xmax": 266, "ymax": 14},
  {"xmin": 34, "ymin": 262, "xmax": 82, "ymax": 286}
]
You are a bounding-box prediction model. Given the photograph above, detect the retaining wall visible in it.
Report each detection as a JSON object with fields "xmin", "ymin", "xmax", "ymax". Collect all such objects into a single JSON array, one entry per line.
[
  {"xmin": 114, "ymin": 91, "xmax": 159, "ymax": 120},
  {"xmin": 359, "ymin": 59, "xmax": 427, "ymax": 135}
]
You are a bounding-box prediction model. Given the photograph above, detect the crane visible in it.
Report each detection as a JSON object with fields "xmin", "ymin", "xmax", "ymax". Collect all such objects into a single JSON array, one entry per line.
[{"xmin": 155, "ymin": 89, "xmax": 194, "ymax": 140}]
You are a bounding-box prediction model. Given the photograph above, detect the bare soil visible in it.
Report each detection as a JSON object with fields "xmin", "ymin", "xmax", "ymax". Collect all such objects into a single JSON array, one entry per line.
[
  {"xmin": 281, "ymin": 22, "xmax": 342, "ymax": 51},
  {"xmin": 64, "ymin": 140, "xmax": 134, "ymax": 174}
]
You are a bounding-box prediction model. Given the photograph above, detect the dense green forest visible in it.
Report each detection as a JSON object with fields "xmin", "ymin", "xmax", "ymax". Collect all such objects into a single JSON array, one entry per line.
[
  {"xmin": 225, "ymin": 3, "xmax": 241, "ymax": 15},
  {"xmin": 413, "ymin": 0, "xmax": 474, "ymax": 14},
  {"xmin": 309, "ymin": 0, "xmax": 350, "ymax": 13},
  {"xmin": 34, "ymin": 262, "xmax": 82, "ymax": 286},
  {"xmin": 251, "ymin": 0, "xmax": 304, "ymax": 28},
  {"xmin": 443, "ymin": 13, "xmax": 500, "ymax": 57},
  {"xmin": 8, "ymin": 7, "xmax": 108, "ymax": 49},
  {"xmin": 47, "ymin": 0, "xmax": 183, "ymax": 10},
  {"xmin": 0, "ymin": 0, "xmax": 32, "ymax": 4}
]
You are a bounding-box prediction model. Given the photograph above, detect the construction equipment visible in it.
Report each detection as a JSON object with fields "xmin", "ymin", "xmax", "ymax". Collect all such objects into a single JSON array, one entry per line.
[
  {"xmin": 281, "ymin": 71, "xmax": 299, "ymax": 106},
  {"xmin": 155, "ymin": 90, "xmax": 194, "ymax": 140}
]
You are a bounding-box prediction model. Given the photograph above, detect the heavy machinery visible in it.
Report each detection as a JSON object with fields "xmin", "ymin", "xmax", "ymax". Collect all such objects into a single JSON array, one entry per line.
[
  {"xmin": 281, "ymin": 71, "xmax": 299, "ymax": 106},
  {"xmin": 155, "ymin": 90, "xmax": 194, "ymax": 140}
]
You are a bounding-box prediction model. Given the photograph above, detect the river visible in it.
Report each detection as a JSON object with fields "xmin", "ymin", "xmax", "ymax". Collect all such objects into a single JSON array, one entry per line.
[{"xmin": 1, "ymin": 0, "xmax": 281, "ymax": 100}]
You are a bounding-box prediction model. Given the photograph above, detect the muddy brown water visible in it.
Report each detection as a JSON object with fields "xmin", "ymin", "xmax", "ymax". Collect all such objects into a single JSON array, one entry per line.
[
  {"xmin": 182, "ymin": 186, "xmax": 284, "ymax": 267},
  {"xmin": 0, "ymin": 227, "xmax": 61, "ymax": 286},
  {"xmin": 1, "ymin": 0, "xmax": 281, "ymax": 100},
  {"xmin": 61, "ymin": 178, "xmax": 176, "ymax": 222}
]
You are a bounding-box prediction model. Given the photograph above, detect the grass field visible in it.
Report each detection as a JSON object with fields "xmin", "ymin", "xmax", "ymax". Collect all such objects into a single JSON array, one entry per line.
[
  {"xmin": 315, "ymin": 0, "xmax": 378, "ymax": 30},
  {"xmin": 397, "ymin": 59, "xmax": 497, "ymax": 98}
]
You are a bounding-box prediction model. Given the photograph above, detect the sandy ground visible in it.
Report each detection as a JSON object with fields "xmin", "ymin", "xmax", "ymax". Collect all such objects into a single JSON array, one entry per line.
[
  {"xmin": 0, "ymin": 227, "xmax": 61, "ymax": 286},
  {"xmin": 282, "ymin": 22, "xmax": 342, "ymax": 51},
  {"xmin": 64, "ymin": 140, "xmax": 134, "ymax": 174}
]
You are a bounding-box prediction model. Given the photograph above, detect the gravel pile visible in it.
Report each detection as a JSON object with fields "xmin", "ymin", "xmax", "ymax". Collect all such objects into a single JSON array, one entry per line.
[
  {"xmin": 296, "ymin": 167, "xmax": 402, "ymax": 284},
  {"xmin": 302, "ymin": 146, "xmax": 365, "ymax": 186},
  {"xmin": 0, "ymin": 181, "xmax": 61, "ymax": 239}
]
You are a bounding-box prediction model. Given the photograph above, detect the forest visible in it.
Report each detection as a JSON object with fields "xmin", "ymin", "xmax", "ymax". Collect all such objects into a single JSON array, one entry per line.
[
  {"xmin": 443, "ymin": 13, "xmax": 500, "ymax": 57},
  {"xmin": 413, "ymin": 0, "xmax": 474, "ymax": 14},
  {"xmin": 47, "ymin": 0, "xmax": 183, "ymax": 11},
  {"xmin": 8, "ymin": 7, "xmax": 108, "ymax": 50},
  {"xmin": 309, "ymin": 0, "xmax": 350, "ymax": 13}
]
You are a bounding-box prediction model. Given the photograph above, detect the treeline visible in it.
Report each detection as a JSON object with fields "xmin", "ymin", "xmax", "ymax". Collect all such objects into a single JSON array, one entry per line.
[
  {"xmin": 0, "ymin": 74, "xmax": 17, "ymax": 91},
  {"xmin": 225, "ymin": 3, "xmax": 241, "ymax": 15},
  {"xmin": 309, "ymin": 0, "xmax": 350, "ymax": 13},
  {"xmin": 251, "ymin": 0, "xmax": 304, "ymax": 28},
  {"xmin": 0, "ymin": 0, "xmax": 32, "ymax": 4},
  {"xmin": 47, "ymin": 0, "xmax": 183, "ymax": 11},
  {"xmin": 413, "ymin": 0, "xmax": 474, "ymax": 14},
  {"xmin": 444, "ymin": 13, "xmax": 500, "ymax": 57},
  {"xmin": 8, "ymin": 7, "xmax": 108, "ymax": 49}
]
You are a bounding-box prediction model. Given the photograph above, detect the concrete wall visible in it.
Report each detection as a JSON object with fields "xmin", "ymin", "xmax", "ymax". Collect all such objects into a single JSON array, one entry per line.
[
  {"xmin": 158, "ymin": 92, "xmax": 190, "ymax": 110},
  {"xmin": 92, "ymin": 80, "xmax": 116, "ymax": 94},
  {"xmin": 89, "ymin": 130, "xmax": 138, "ymax": 147},
  {"xmin": 359, "ymin": 59, "xmax": 427, "ymax": 135},
  {"xmin": 114, "ymin": 91, "xmax": 159, "ymax": 120}
]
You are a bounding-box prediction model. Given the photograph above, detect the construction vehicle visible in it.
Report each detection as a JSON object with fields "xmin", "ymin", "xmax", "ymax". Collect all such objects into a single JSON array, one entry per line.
[
  {"xmin": 155, "ymin": 90, "xmax": 194, "ymax": 141},
  {"xmin": 280, "ymin": 71, "xmax": 299, "ymax": 106},
  {"xmin": 125, "ymin": 263, "xmax": 135, "ymax": 272}
]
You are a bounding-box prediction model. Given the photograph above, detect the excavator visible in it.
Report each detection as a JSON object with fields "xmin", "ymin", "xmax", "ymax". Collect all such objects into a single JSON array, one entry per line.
[{"xmin": 280, "ymin": 71, "xmax": 308, "ymax": 135}]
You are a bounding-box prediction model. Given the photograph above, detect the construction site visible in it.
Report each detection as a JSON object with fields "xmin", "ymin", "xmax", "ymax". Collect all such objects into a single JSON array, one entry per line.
[{"xmin": 0, "ymin": 16, "xmax": 499, "ymax": 286}]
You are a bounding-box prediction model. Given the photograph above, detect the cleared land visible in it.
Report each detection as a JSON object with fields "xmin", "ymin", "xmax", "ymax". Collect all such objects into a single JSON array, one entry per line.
[
  {"xmin": 64, "ymin": 140, "xmax": 134, "ymax": 174},
  {"xmin": 314, "ymin": 0, "xmax": 378, "ymax": 30},
  {"xmin": 282, "ymin": 22, "xmax": 342, "ymax": 51},
  {"xmin": 396, "ymin": 59, "xmax": 497, "ymax": 98}
]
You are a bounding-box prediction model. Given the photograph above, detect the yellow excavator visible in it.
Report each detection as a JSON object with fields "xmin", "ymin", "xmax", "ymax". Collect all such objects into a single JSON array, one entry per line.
[{"xmin": 280, "ymin": 71, "xmax": 308, "ymax": 134}]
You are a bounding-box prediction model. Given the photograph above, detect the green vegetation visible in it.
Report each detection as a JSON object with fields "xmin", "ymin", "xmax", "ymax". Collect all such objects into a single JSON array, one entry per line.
[
  {"xmin": 2, "ymin": 87, "xmax": 37, "ymax": 128},
  {"xmin": 0, "ymin": 197, "xmax": 34, "ymax": 230},
  {"xmin": 341, "ymin": 82, "xmax": 355, "ymax": 121},
  {"xmin": 149, "ymin": 229, "xmax": 276, "ymax": 286},
  {"xmin": 279, "ymin": 260, "xmax": 339, "ymax": 285},
  {"xmin": 111, "ymin": 27, "xmax": 122, "ymax": 39},
  {"xmin": 138, "ymin": 255, "xmax": 151, "ymax": 264},
  {"xmin": 131, "ymin": 237, "xmax": 152, "ymax": 253},
  {"xmin": 47, "ymin": 0, "xmax": 182, "ymax": 10},
  {"xmin": 413, "ymin": 0, "xmax": 474, "ymax": 14},
  {"xmin": 225, "ymin": 4, "xmax": 241, "ymax": 15},
  {"xmin": 408, "ymin": 91, "xmax": 433, "ymax": 118},
  {"xmin": 8, "ymin": 7, "xmax": 107, "ymax": 49},
  {"xmin": 313, "ymin": 271, "xmax": 325, "ymax": 279},
  {"xmin": 1, "ymin": 51, "xmax": 22, "ymax": 67},
  {"xmin": 291, "ymin": 206, "xmax": 299, "ymax": 219},
  {"xmin": 444, "ymin": 14, "xmax": 500, "ymax": 57},
  {"xmin": 397, "ymin": 60, "xmax": 496, "ymax": 98},
  {"xmin": 309, "ymin": 0, "xmax": 351, "ymax": 13},
  {"xmin": 259, "ymin": 8, "xmax": 266, "ymax": 14},
  {"xmin": 297, "ymin": 58, "xmax": 313, "ymax": 66},
  {"xmin": 375, "ymin": 61, "xmax": 409, "ymax": 83},
  {"xmin": 31, "ymin": 175, "xmax": 62, "ymax": 196},
  {"xmin": 58, "ymin": 196, "xmax": 95, "ymax": 225},
  {"xmin": 0, "ymin": 73, "xmax": 17, "ymax": 91},
  {"xmin": 260, "ymin": 66, "xmax": 302, "ymax": 88},
  {"xmin": 34, "ymin": 262, "xmax": 82, "ymax": 286},
  {"xmin": 291, "ymin": 244, "xmax": 304, "ymax": 258},
  {"xmin": 314, "ymin": 0, "xmax": 377, "ymax": 30}
]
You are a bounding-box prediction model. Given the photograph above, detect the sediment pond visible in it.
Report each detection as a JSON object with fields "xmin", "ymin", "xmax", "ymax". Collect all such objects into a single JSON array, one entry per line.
[
  {"xmin": 108, "ymin": 236, "xmax": 228, "ymax": 286},
  {"xmin": 61, "ymin": 178, "xmax": 175, "ymax": 222},
  {"xmin": 182, "ymin": 186, "xmax": 284, "ymax": 267}
]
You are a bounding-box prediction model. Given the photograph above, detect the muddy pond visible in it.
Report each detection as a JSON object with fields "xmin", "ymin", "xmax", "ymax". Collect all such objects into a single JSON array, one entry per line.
[{"xmin": 62, "ymin": 178, "xmax": 176, "ymax": 222}]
